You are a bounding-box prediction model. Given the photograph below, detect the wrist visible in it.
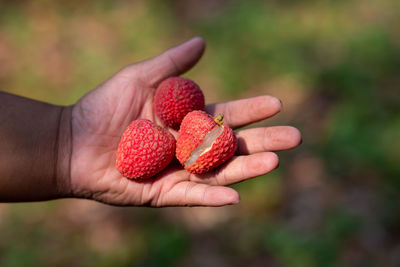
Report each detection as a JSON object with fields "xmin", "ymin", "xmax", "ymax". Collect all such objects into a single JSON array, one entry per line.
[
  {"xmin": 56, "ymin": 105, "xmax": 73, "ymax": 198},
  {"xmin": 0, "ymin": 93, "xmax": 70, "ymax": 201}
]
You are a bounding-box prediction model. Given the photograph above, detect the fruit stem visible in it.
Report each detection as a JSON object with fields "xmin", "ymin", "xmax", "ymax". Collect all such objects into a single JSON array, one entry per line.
[{"xmin": 214, "ymin": 114, "xmax": 224, "ymax": 125}]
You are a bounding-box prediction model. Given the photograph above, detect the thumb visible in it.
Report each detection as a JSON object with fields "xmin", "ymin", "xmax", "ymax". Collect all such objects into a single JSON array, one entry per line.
[{"xmin": 128, "ymin": 37, "xmax": 206, "ymax": 86}]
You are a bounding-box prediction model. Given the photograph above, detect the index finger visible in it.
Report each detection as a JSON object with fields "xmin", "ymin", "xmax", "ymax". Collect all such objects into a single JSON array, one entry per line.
[{"xmin": 205, "ymin": 95, "xmax": 282, "ymax": 129}]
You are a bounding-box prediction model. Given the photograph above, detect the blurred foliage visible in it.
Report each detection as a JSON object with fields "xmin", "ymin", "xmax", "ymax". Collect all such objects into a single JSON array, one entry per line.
[{"xmin": 1, "ymin": 0, "xmax": 400, "ymax": 266}]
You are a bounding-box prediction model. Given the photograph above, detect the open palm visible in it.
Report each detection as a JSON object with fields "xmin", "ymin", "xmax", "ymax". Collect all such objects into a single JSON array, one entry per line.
[{"xmin": 68, "ymin": 37, "xmax": 301, "ymax": 207}]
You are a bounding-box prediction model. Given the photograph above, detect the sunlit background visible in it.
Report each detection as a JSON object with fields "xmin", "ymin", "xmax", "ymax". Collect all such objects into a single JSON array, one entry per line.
[{"xmin": 1, "ymin": 0, "xmax": 400, "ymax": 266}]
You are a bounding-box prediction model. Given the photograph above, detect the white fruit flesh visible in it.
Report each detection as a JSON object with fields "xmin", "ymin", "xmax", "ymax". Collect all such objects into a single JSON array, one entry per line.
[{"xmin": 184, "ymin": 125, "xmax": 224, "ymax": 167}]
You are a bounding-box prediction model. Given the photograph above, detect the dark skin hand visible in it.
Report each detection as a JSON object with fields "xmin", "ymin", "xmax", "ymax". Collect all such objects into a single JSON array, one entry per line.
[{"xmin": 0, "ymin": 37, "xmax": 301, "ymax": 206}]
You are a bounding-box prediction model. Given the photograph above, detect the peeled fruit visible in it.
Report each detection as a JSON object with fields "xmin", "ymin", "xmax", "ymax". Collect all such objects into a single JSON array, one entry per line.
[
  {"xmin": 176, "ymin": 111, "xmax": 237, "ymax": 174},
  {"xmin": 116, "ymin": 119, "xmax": 176, "ymax": 180},
  {"xmin": 154, "ymin": 77, "xmax": 205, "ymax": 130}
]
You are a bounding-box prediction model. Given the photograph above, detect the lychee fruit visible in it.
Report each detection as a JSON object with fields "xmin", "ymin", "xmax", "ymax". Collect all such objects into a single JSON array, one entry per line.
[
  {"xmin": 154, "ymin": 77, "xmax": 205, "ymax": 130},
  {"xmin": 116, "ymin": 119, "xmax": 176, "ymax": 180},
  {"xmin": 176, "ymin": 111, "xmax": 237, "ymax": 174}
]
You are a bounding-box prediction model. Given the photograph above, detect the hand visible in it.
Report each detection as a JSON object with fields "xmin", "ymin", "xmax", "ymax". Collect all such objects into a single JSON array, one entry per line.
[{"xmin": 64, "ymin": 37, "xmax": 301, "ymax": 207}]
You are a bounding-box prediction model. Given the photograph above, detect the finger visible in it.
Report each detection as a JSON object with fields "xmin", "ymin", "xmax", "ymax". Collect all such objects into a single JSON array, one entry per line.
[
  {"xmin": 131, "ymin": 37, "xmax": 205, "ymax": 86},
  {"xmin": 236, "ymin": 126, "xmax": 302, "ymax": 154},
  {"xmin": 205, "ymin": 95, "xmax": 282, "ymax": 129},
  {"xmin": 191, "ymin": 152, "xmax": 279, "ymax": 186},
  {"xmin": 161, "ymin": 181, "xmax": 240, "ymax": 207}
]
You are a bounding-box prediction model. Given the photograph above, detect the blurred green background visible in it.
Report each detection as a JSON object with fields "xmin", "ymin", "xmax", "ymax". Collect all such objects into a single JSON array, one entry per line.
[{"xmin": 1, "ymin": 0, "xmax": 400, "ymax": 266}]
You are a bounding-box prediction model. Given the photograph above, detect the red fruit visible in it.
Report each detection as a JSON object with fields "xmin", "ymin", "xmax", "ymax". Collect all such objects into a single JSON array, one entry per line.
[
  {"xmin": 116, "ymin": 119, "xmax": 176, "ymax": 180},
  {"xmin": 176, "ymin": 111, "xmax": 237, "ymax": 174},
  {"xmin": 154, "ymin": 77, "xmax": 205, "ymax": 130}
]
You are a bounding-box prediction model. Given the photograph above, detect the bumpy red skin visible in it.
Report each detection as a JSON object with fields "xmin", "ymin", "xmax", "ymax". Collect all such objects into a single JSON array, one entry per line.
[
  {"xmin": 176, "ymin": 111, "xmax": 237, "ymax": 174},
  {"xmin": 116, "ymin": 119, "xmax": 176, "ymax": 180},
  {"xmin": 154, "ymin": 77, "xmax": 205, "ymax": 130},
  {"xmin": 176, "ymin": 111, "xmax": 215, "ymax": 164}
]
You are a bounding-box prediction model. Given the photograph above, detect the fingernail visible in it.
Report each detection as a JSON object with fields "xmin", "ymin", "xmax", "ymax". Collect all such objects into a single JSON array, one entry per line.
[{"xmin": 182, "ymin": 36, "xmax": 204, "ymax": 46}]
